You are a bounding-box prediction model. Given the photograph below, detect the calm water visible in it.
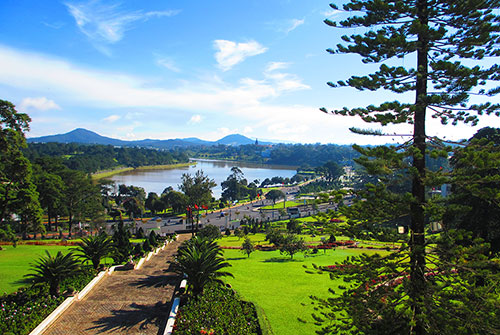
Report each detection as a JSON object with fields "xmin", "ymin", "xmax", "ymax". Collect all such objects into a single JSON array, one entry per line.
[{"xmin": 109, "ymin": 159, "xmax": 296, "ymax": 198}]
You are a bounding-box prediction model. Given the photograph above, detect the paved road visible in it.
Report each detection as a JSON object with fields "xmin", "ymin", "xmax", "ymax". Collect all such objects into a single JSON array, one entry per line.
[
  {"xmin": 193, "ymin": 194, "xmax": 339, "ymax": 231},
  {"xmin": 42, "ymin": 234, "xmax": 190, "ymax": 335}
]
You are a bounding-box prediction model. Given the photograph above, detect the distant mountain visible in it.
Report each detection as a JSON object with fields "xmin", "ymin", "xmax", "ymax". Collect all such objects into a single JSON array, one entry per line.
[
  {"xmin": 216, "ymin": 134, "xmax": 256, "ymax": 146},
  {"xmin": 27, "ymin": 128, "xmax": 128, "ymax": 146},
  {"xmin": 27, "ymin": 128, "xmax": 274, "ymax": 148}
]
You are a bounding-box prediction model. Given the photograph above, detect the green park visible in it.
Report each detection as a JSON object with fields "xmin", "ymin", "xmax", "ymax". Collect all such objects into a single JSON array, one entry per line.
[{"xmin": 1, "ymin": 1, "xmax": 500, "ymax": 335}]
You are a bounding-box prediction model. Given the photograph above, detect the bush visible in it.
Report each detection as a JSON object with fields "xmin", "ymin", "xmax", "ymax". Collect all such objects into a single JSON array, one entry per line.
[
  {"xmin": 174, "ymin": 282, "xmax": 260, "ymax": 334},
  {"xmin": 133, "ymin": 243, "xmax": 144, "ymax": 257},
  {"xmin": 142, "ymin": 239, "xmax": 152, "ymax": 252},
  {"xmin": 198, "ymin": 224, "xmax": 222, "ymax": 241},
  {"xmin": 149, "ymin": 231, "xmax": 159, "ymax": 248},
  {"xmin": 135, "ymin": 227, "xmax": 144, "ymax": 239}
]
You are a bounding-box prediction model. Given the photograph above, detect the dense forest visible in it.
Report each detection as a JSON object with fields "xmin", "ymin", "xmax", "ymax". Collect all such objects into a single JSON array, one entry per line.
[
  {"xmin": 24, "ymin": 142, "xmax": 190, "ymax": 173},
  {"xmin": 188, "ymin": 143, "xmax": 360, "ymax": 167},
  {"xmin": 23, "ymin": 142, "xmax": 360, "ymax": 173}
]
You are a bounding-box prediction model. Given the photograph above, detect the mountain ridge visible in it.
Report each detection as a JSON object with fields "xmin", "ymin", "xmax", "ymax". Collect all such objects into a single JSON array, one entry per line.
[{"xmin": 27, "ymin": 128, "xmax": 274, "ymax": 148}]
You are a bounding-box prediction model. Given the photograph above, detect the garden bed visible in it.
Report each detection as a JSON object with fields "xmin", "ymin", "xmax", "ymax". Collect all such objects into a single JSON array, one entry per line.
[
  {"xmin": 173, "ymin": 282, "xmax": 261, "ymax": 335},
  {"xmin": 0, "ymin": 266, "xmax": 96, "ymax": 335}
]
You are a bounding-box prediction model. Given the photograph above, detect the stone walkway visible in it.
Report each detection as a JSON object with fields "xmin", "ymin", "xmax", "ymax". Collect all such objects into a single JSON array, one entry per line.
[{"xmin": 43, "ymin": 234, "xmax": 190, "ymax": 335}]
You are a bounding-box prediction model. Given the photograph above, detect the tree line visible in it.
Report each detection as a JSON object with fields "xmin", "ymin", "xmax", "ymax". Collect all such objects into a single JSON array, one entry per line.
[
  {"xmin": 24, "ymin": 142, "xmax": 189, "ymax": 173},
  {"xmin": 186, "ymin": 142, "xmax": 359, "ymax": 167}
]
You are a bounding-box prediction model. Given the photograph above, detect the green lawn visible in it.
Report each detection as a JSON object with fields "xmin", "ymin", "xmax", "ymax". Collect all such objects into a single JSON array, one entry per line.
[
  {"xmin": 0, "ymin": 244, "xmax": 74, "ymax": 294},
  {"xmin": 218, "ymin": 233, "xmax": 351, "ymax": 247},
  {"xmin": 221, "ymin": 245, "xmax": 385, "ymax": 335},
  {"xmin": 260, "ymin": 201, "xmax": 304, "ymax": 209}
]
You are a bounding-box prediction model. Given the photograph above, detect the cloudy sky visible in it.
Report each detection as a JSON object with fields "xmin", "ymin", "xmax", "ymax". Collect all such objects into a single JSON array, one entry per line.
[{"xmin": 1, "ymin": 0, "xmax": 498, "ymax": 144}]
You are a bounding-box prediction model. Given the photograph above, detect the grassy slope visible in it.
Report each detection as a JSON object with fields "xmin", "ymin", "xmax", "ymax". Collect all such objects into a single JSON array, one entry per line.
[
  {"xmin": 0, "ymin": 245, "xmax": 73, "ymax": 294},
  {"xmin": 219, "ymin": 235, "xmax": 385, "ymax": 335}
]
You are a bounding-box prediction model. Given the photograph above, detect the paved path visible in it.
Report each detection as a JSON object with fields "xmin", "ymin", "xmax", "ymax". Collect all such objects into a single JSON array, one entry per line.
[{"xmin": 43, "ymin": 234, "xmax": 190, "ymax": 335}]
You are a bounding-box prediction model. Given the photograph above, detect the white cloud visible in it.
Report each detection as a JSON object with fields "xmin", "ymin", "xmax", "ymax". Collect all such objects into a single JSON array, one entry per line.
[
  {"xmin": 188, "ymin": 114, "xmax": 202, "ymax": 124},
  {"xmin": 156, "ymin": 57, "xmax": 180, "ymax": 72},
  {"xmin": 266, "ymin": 62, "xmax": 290, "ymax": 72},
  {"xmin": 5, "ymin": 45, "xmax": 479, "ymax": 146},
  {"xmin": 125, "ymin": 112, "xmax": 144, "ymax": 120},
  {"xmin": 19, "ymin": 97, "xmax": 60, "ymax": 111},
  {"xmin": 215, "ymin": 127, "xmax": 239, "ymax": 137},
  {"xmin": 0, "ymin": 46, "xmax": 275, "ymax": 111},
  {"xmin": 65, "ymin": 1, "xmax": 180, "ymax": 44},
  {"xmin": 103, "ymin": 114, "xmax": 120, "ymax": 123},
  {"xmin": 323, "ymin": 9, "xmax": 342, "ymax": 17},
  {"xmin": 214, "ymin": 40, "xmax": 267, "ymax": 71},
  {"xmin": 263, "ymin": 63, "xmax": 310, "ymax": 92},
  {"xmin": 285, "ymin": 19, "xmax": 304, "ymax": 33},
  {"xmin": 243, "ymin": 126, "xmax": 253, "ymax": 134},
  {"xmin": 42, "ymin": 21, "xmax": 65, "ymax": 29}
]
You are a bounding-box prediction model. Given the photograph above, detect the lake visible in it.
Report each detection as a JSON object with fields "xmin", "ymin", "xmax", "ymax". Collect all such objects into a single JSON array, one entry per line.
[{"xmin": 108, "ymin": 159, "xmax": 297, "ymax": 198}]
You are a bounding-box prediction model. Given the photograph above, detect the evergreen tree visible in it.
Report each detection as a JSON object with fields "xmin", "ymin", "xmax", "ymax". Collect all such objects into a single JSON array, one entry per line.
[
  {"xmin": 241, "ymin": 237, "xmax": 255, "ymax": 258},
  {"xmin": 0, "ymin": 100, "xmax": 42, "ymax": 229},
  {"xmin": 444, "ymin": 131, "xmax": 500, "ymax": 252},
  {"xmin": 148, "ymin": 230, "xmax": 159, "ymax": 248},
  {"xmin": 319, "ymin": 1, "xmax": 500, "ymax": 334},
  {"xmin": 112, "ymin": 220, "xmax": 132, "ymax": 263}
]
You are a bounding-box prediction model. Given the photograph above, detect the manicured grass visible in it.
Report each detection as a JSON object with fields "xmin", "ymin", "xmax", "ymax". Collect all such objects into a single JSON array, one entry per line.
[
  {"xmin": 218, "ymin": 234, "xmax": 268, "ymax": 247},
  {"xmin": 91, "ymin": 162, "xmax": 195, "ymax": 179},
  {"xmin": 222, "ymin": 247, "xmax": 385, "ymax": 335},
  {"xmin": 218, "ymin": 233, "xmax": 351, "ymax": 248},
  {"xmin": 260, "ymin": 201, "xmax": 304, "ymax": 209},
  {"xmin": 0, "ymin": 244, "xmax": 74, "ymax": 295}
]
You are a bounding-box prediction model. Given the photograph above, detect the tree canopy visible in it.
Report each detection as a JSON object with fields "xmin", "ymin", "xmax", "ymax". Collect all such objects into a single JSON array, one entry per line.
[
  {"xmin": 0, "ymin": 100, "xmax": 42, "ymax": 232},
  {"xmin": 319, "ymin": 1, "xmax": 500, "ymax": 334}
]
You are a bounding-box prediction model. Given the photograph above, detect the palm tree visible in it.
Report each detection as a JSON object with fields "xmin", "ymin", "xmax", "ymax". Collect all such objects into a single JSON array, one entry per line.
[
  {"xmin": 75, "ymin": 234, "xmax": 115, "ymax": 270},
  {"xmin": 173, "ymin": 236, "xmax": 233, "ymax": 296},
  {"xmin": 25, "ymin": 251, "xmax": 80, "ymax": 296}
]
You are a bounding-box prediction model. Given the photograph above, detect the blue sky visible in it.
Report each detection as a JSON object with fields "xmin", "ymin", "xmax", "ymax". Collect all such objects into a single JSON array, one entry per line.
[{"xmin": 0, "ymin": 0, "xmax": 498, "ymax": 144}]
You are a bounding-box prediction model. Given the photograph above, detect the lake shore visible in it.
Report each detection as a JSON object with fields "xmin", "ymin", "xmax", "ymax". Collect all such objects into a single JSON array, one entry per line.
[{"xmin": 91, "ymin": 162, "xmax": 196, "ymax": 180}]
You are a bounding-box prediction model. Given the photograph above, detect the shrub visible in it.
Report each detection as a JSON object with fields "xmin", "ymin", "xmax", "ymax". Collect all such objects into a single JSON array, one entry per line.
[
  {"xmin": 149, "ymin": 231, "xmax": 159, "ymax": 248},
  {"xmin": 197, "ymin": 224, "xmax": 222, "ymax": 241},
  {"xmin": 133, "ymin": 243, "xmax": 144, "ymax": 257},
  {"xmin": 135, "ymin": 227, "xmax": 145, "ymax": 239},
  {"xmin": 142, "ymin": 239, "xmax": 152, "ymax": 252},
  {"xmin": 174, "ymin": 282, "xmax": 260, "ymax": 335}
]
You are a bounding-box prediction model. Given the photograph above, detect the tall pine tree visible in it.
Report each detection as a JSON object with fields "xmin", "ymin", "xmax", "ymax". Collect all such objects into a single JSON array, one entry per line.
[{"xmin": 320, "ymin": 1, "xmax": 500, "ymax": 334}]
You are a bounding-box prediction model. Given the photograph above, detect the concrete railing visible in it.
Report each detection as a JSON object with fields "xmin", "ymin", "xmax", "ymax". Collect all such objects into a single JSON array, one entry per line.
[
  {"xmin": 29, "ymin": 296, "xmax": 76, "ymax": 335},
  {"xmin": 77, "ymin": 270, "xmax": 106, "ymax": 301},
  {"xmin": 163, "ymin": 297, "xmax": 180, "ymax": 335}
]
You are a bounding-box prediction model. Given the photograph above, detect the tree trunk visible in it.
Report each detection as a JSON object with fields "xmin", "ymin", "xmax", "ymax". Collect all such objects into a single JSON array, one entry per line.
[
  {"xmin": 68, "ymin": 211, "xmax": 73, "ymax": 238},
  {"xmin": 47, "ymin": 211, "xmax": 52, "ymax": 232},
  {"xmin": 410, "ymin": 1, "xmax": 428, "ymax": 334}
]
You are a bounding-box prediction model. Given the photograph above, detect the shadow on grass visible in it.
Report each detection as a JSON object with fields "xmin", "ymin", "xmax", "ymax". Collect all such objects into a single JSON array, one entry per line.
[
  {"xmin": 261, "ymin": 257, "xmax": 300, "ymax": 263},
  {"xmin": 13, "ymin": 277, "xmax": 33, "ymax": 286},
  {"xmin": 226, "ymin": 257, "xmax": 247, "ymax": 261},
  {"xmin": 87, "ymin": 301, "xmax": 169, "ymax": 334}
]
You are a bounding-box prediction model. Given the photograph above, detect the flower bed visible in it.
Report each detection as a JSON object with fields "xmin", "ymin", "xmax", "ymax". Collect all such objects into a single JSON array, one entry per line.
[
  {"xmin": 255, "ymin": 244, "xmax": 277, "ymax": 251},
  {"xmin": 310, "ymin": 240, "xmax": 356, "ymax": 249},
  {"xmin": 0, "ymin": 266, "xmax": 96, "ymax": 335},
  {"xmin": 173, "ymin": 283, "xmax": 261, "ymax": 335}
]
